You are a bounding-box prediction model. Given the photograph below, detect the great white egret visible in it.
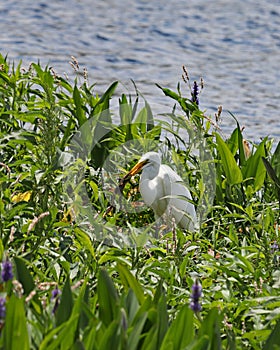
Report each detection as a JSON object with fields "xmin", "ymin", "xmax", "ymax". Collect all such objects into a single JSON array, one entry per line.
[{"xmin": 127, "ymin": 152, "xmax": 197, "ymax": 230}]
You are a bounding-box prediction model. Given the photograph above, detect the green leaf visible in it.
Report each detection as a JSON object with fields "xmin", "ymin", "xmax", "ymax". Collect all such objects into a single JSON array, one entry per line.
[
  {"xmin": 60, "ymin": 116, "xmax": 75, "ymax": 150},
  {"xmin": 119, "ymin": 94, "xmax": 132, "ymax": 126},
  {"xmin": 98, "ymin": 269, "xmax": 119, "ymax": 327},
  {"xmin": 156, "ymin": 294, "xmax": 169, "ymax": 349},
  {"xmin": 3, "ymin": 295, "xmax": 29, "ymax": 350},
  {"xmin": 97, "ymin": 81, "xmax": 118, "ymax": 105},
  {"xmin": 215, "ymin": 133, "xmax": 243, "ymax": 185},
  {"xmin": 141, "ymin": 323, "xmax": 158, "ymax": 350},
  {"xmin": 40, "ymin": 280, "xmax": 87, "ymax": 350},
  {"xmin": 145, "ymin": 99, "xmax": 154, "ymax": 130},
  {"xmin": 226, "ymin": 128, "xmax": 240, "ymax": 156},
  {"xmin": 185, "ymin": 335, "xmax": 210, "ymax": 350},
  {"xmin": 73, "ymin": 85, "xmax": 86, "ymax": 127},
  {"xmin": 262, "ymin": 157, "xmax": 280, "ymax": 189},
  {"xmin": 99, "ymin": 320, "xmax": 121, "ymax": 350},
  {"xmin": 242, "ymin": 138, "xmax": 266, "ymax": 191},
  {"xmin": 156, "ymin": 83, "xmax": 181, "ymax": 101},
  {"xmin": 74, "ymin": 227, "xmax": 96, "ymax": 260},
  {"xmin": 263, "ymin": 319, "xmax": 280, "ymax": 350},
  {"xmin": 91, "ymin": 99, "xmax": 114, "ymax": 169},
  {"xmin": 197, "ymin": 308, "xmax": 222, "ymax": 350},
  {"xmin": 39, "ymin": 322, "xmax": 66, "ymax": 350},
  {"xmin": 228, "ymin": 112, "xmax": 246, "ymax": 166},
  {"xmin": 15, "ymin": 111, "xmax": 38, "ymax": 124},
  {"xmin": 116, "ymin": 263, "xmax": 145, "ymax": 305},
  {"xmin": 271, "ymin": 141, "xmax": 280, "ymax": 179},
  {"xmin": 161, "ymin": 305, "xmax": 194, "ymax": 350},
  {"xmin": 0, "ymin": 239, "xmax": 4, "ymax": 261},
  {"xmin": 119, "ymin": 93, "xmax": 134, "ymax": 141},
  {"xmin": 83, "ymin": 325, "xmax": 97, "ymax": 350},
  {"xmin": 235, "ymin": 253, "xmax": 254, "ymax": 274},
  {"xmin": 134, "ymin": 107, "xmax": 147, "ymax": 126},
  {"xmin": 156, "ymin": 83, "xmax": 195, "ymax": 115},
  {"xmin": 56, "ymin": 276, "xmax": 73, "ymax": 326},
  {"xmin": 14, "ymin": 257, "xmax": 35, "ymax": 295},
  {"xmin": 127, "ymin": 312, "xmax": 148, "ymax": 350},
  {"xmin": 58, "ymin": 280, "xmax": 87, "ymax": 349}
]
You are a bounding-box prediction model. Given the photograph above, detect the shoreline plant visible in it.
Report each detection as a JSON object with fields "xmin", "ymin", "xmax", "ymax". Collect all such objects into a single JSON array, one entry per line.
[{"xmin": 0, "ymin": 53, "xmax": 280, "ymax": 349}]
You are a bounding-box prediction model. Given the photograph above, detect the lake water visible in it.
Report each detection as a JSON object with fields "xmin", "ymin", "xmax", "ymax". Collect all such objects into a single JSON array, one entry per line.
[{"xmin": 1, "ymin": 0, "xmax": 280, "ymax": 143}]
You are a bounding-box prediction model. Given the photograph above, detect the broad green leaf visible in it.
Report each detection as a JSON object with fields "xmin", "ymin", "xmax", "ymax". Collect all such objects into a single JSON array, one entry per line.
[
  {"xmin": 262, "ymin": 156, "xmax": 280, "ymax": 203},
  {"xmin": 58, "ymin": 280, "xmax": 87, "ymax": 349},
  {"xmin": 235, "ymin": 253, "xmax": 254, "ymax": 274},
  {"xmin": 0, "ymin": 239, "xmax": 4, "ymax": 261},
  {"xmin": 215, "ymin": 133, "xmax": 243, "ymax": 185},
  {"xmin": 90, "ymin": 87, "xmax": 114, "ymax": 153},
  {"xmin": 119, "ymin": 94, "xmax": 133, "ymax": 141},
  {"xmin": 131, "ymin": 95, "xmax": 139, "ymax": 121},
  {"xmin": 242, "ymin": 138, "xmax": 266, "ymax": 191},
  {"xmin": 156, "ymin": 294, "xmax": 169, "ymax": 349},
  {"xmin": 263, "ymin": 319, "xmax": 280, "ymax": 350},
  {"xmin": 161, "ymin": 305, "xmax": 194, "ymax": 350},
  {"xmin": 145, "ymin": 99, "xmax": 154, "ymax": 130},
  {"xmin": 83, "ymin": 325, "xmax": 97, "ymax": 350},
  {"xmin": 127, "ymin": 312, "xmax": 148, "ymax": 350},
  {"xmin": 156, "ymin": 83, "xmax": 196, "ymax": 115},
  {"xmin": 198, "ymin": 308, "xmax": 222, "ymax": 350},
  {"xmin": 97, "ymin": 80, "xmax": 118, "ymax": 105},
  {"xmin": 40, "ymin": 280, "xmax": 87, "ymax": 350},
  {"xmin": 99, "ymin": 320, "xmax": 121, "ymax": 350},
  {"xmin": 153, "ymin": 280, "xmax": 164, "ymax": 306},
  {"xmin": 116, "ymin": 263, "xmax": 145, "ymax": 305},
  {"xmin": 91, "ymin": 108, "xmax": 113, "ymax": 169},
  {"xmin": 3, "ymin": 295, "xmax": 29, "ymax": 350},
  {"xmin": 141, "ymin": 323, "xmax": 158, "ymax": 350},
  {"xmin": 271, "ymin": 141, "xmax": 280, "ymax": 179},
  {"xmin": 56, "ymin": 276, "xmax": 73, "ymax": 326},
  {"xmin": 185, "ymin": 335, "xmax": 210, "ymax": 350},
  {"xmin": 98, "ymin": 269, "xmax": 119, "ymax": 327},
  {"xmin": 119, "ymin": 94, "xmax": 132, "ymax": 125},
  {"xmin": 39, "ymin": 315, "xmax": 80, "ymax": 350},
  {"xmin": 228, "ymin": 112, "xmax": 246, "ymax": 166},
  {"xmin": 156, "ymin": 83, "xmax": 181, "ymax": 101},
  {"xmin": 74, "ymin": 227, "xmax": 95, "ymax": 260},
  {"xmin": 134, "ymin": 107, "xmax": 147, "ymax": 127},
  {"xmin": 262, "ymin": 157, "xmax": 280, "ymax": 189},
  {"xmin": 14, "ymin": 111, "xmax": 37, "ymax": 124},
  {"xmin": 226, "ymin": 127, "xmax": 239, "ymax": 156},
  {"xmin": 125, "ymin": 289, "xmax": 140, "ymax": 325},
  {"xmin": 14, "ymin": 257, "xmax": 35, "ymax": 295},
  {"xmin": 73, "ymin": 85, "xmax": 86, "ymax": 126},
  {"xmin": 60, "ymin": 116, "xmax": 75, "ymax": 150}
]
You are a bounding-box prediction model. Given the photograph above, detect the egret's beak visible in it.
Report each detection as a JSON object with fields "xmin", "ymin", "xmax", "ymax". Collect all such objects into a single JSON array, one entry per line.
[
  {"xmin": 120, "ymin": 159, "xmax": 149, "ymax": 187},
  {"xmin": 128, "ymin": 159, "xmax": 148, "ymax": 176}
]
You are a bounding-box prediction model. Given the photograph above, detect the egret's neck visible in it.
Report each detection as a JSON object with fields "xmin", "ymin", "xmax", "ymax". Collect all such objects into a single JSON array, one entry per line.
[{"xmin": 141, "ymin": 163, "xmax": 160, "ymax": 180}]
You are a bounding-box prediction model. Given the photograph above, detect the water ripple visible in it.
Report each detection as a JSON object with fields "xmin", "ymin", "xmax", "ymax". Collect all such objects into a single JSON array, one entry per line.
[{"xmin": 0, "ymin": 0, "xmax": 279, "ymax": 141}]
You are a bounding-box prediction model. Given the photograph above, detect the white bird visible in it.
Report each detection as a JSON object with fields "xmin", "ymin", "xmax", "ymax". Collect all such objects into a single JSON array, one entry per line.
[{"xmin": 128, "ymin": 152, "xmax": 197, "ymax": 230}]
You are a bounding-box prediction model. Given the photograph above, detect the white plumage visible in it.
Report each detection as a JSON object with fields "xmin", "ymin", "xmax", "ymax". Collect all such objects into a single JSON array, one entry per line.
[{"xmin": 128, "ymin": 152, "xmax": 197, "ymax": 230}]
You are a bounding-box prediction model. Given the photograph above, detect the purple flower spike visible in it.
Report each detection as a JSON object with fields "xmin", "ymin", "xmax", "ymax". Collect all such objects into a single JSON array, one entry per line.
[
  {"xmin": 190, "ymin": 279, "xmax": 202, "ymax": 312},
  {"xmin": 271, "ymin": 241, "xmax": 279, "ymax": 254},
  {"xmin": 51, "ymin": 287, "xmax": 61, "ymax": 314},
  {"xmin": 191, "ymin": 81, "xmax": 199, "ymax": 106},
  {"xmin": 51, "ymin": 287, "xmax": 61, "ymax": 300},
  {"xmin": 0, "ymin": 297, "xmax": 6, "ymax": 320},
  {"xmin": 1, "ymin": 260, "xmax": 13, "ymax": 282}
]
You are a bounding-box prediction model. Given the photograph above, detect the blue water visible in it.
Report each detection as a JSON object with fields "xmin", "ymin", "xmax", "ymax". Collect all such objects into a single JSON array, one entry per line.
[{"xmin": 1, "ymin": 0, "xmax": 280, "ymax": 142}]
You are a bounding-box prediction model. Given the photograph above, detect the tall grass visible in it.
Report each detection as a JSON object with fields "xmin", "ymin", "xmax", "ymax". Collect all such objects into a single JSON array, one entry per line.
[{"xmin": 0, "ymin": 53, "xmax": 280, "ymax": 349}]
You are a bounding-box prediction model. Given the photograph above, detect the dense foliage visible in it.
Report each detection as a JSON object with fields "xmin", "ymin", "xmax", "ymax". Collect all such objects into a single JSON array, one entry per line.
[{"xmin": 0, "ymin": 53, "xmax": 280, "ymax": 349}]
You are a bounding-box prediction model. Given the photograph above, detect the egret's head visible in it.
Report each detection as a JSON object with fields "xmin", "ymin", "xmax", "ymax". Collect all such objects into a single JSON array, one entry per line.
[{"xmin": 128, "ymin": 152, "xmax": 161, "ymax": 176}]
